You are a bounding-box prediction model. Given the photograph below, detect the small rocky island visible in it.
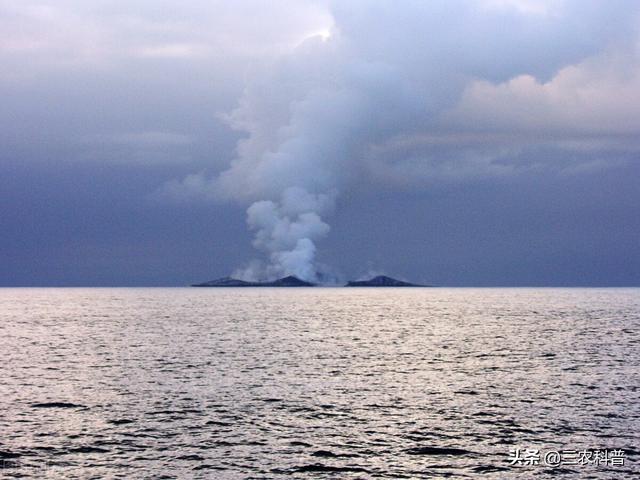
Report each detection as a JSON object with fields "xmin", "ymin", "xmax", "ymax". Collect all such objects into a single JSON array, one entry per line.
[
  {"xmin": 345, "ymin": 275, "xmax": 427, "ymax": 287},
  {"xmin": 192, "ymin": 275, "xmax": 315, "ymax": 287},
  {"xmin": 192, "ymin": 275, "xmax": 428, "ymax": 287}
]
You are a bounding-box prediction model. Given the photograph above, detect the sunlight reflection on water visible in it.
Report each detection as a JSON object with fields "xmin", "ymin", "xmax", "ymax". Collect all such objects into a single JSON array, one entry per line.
[{"xmin": 1, "ymin": 288, "xmax": 638, "ymax": 478}]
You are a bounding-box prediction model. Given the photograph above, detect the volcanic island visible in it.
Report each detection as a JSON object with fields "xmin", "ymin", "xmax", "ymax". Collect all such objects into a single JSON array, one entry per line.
[{"xmin": 192, "ymin": 275, "xmax": 429, "ymax": 287}]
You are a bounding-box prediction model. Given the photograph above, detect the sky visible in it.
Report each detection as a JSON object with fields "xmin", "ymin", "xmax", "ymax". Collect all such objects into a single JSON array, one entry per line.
[{"xmin": 1, "ymin": 0, "xmax": 639, "ymax": 286}]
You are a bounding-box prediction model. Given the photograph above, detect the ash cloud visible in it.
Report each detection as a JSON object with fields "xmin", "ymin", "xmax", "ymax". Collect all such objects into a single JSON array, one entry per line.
[{"xmin": 160, "ymin": 0, "xmax": 640, "ymax": 282}]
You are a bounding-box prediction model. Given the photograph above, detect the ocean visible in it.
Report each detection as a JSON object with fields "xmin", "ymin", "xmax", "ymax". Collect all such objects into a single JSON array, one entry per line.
[{"xmin": 1, "ymin": 287, "xmax": 638, "ymax": 478}]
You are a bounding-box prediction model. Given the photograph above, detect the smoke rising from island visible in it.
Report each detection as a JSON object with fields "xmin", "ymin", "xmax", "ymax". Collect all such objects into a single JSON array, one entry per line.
[
  {"xmin": 216, "ymin": 43, "xmax": 426, "ymax": 281},
  {"xmin": 160, "ymin": 0, "xmax": 640, "ymax": 282}
]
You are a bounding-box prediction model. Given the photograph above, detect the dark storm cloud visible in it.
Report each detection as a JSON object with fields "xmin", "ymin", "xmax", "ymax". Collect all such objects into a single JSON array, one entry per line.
[{"xmin": 1, "ymin": 0, "xmax": 639, "ymax": 285}]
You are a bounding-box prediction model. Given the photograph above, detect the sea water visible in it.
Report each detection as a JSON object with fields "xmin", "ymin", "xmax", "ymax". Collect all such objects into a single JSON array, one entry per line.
[{"xmin": 1, "ymin": 288, "xmax": 638, "ymax": 478}]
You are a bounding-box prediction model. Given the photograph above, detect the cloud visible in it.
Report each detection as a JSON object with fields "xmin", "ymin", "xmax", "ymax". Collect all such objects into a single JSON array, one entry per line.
[
  {"xmin": 168, "ymin": 0, "xmax": 640, "ymax": 195},
  {"xmin": 0, "ymin": 0, "xmax": 333, "ymax": 79},
  {"xmin": 131, "ymin": 43, "xmax": 210, "ymax": 59},
  {"xmin": 155, "ymin": 0, "xmax": 640, "ymax": 280},
  {"xmin": 447, "ymin": 52, "xmax": 640, "ymax": 136},
  {"xmin": 480, "ymin": 0, "xmax": 556, "ymax": 16},
  {"xmin": 3, "ymin": 0, "xmax": 639, "ymax": 282},
  {"xmin": 91, "ymin": 131, "xmax": 194, "ymax": 147}
]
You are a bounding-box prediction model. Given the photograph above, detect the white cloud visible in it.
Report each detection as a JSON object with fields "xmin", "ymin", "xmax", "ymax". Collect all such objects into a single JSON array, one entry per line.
[{"xmin": 447, "ymin": 52, "xmax": 640, "ymax": 136}]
